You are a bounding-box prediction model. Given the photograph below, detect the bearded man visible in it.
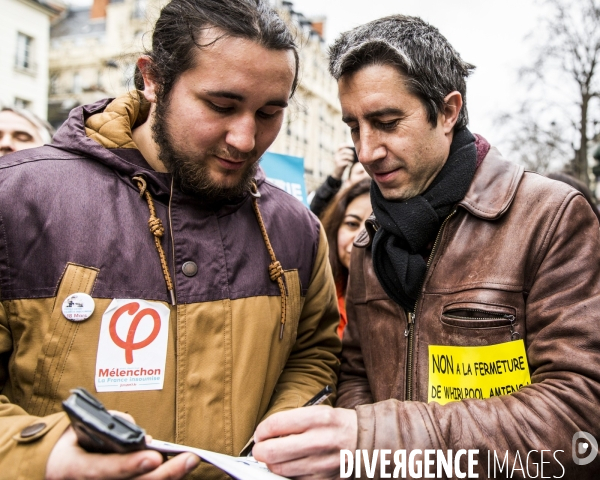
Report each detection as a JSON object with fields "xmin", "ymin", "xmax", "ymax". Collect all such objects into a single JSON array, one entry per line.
[
  {"xmin": 0, "ymin": 1, "xmax": 340, "ymax": 479},
  {"xmin": 253, "ymin": 15, "xmax": 600, "ymax": 479}
]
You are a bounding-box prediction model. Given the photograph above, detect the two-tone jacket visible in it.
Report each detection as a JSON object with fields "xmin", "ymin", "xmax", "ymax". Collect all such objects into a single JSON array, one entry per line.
[
  {"xmin": 338, "ymin": 146, "xmax": 600, "ymax": 478},
  {"xmin": 0, "ymin": 95, "xmax": 341, "ymax": 479}
]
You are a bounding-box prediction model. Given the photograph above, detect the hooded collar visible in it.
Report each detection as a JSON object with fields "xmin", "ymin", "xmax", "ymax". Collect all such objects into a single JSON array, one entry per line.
[{"xmin": 84, "ymin": 90, "xmax": 149, "ymax": 149}]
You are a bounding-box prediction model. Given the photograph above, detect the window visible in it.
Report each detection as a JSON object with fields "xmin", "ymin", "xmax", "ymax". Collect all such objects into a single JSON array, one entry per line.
[
  {"xmin": 14, "ymin": 98, "xmax": 31, "ymax": 110},
  {"xmin": 122, "ymin": 63, "xmax": 136, "ymax": 87},
  {"xmin": 49, "ymin": 72, "xmax": 59, "ymax": 95},
  {"xmin": 73, "ymin": 72, "xmax": 82, "ymax": 94},
  {"xmin": 15, "ymin": 33, "xmax": 34, "ymax": 71},
  {"xmin": 133, "ymin": 0, "xmax": 147, "ymax": 18}
]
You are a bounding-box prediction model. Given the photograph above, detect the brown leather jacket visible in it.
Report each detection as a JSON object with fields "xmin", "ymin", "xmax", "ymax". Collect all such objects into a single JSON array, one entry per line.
[{"xmin": 338, "ymin": 148, "xmax": 600, "ymax": 478}]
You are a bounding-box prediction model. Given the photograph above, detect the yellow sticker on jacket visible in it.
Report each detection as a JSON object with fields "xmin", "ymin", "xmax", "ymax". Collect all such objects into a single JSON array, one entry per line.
[{"xmin": 428, "ymin": 340, "xmax": 531, "ymax": 405}]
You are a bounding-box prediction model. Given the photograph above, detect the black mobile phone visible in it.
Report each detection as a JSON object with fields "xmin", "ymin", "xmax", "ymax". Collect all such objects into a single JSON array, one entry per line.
[
  {"xmin": 349, "ymin": 146, "xmax": 359, "ymax": 163},
  {"xmin": 62, "ymin": 387, "xmax": 147, "ymax": 454}
]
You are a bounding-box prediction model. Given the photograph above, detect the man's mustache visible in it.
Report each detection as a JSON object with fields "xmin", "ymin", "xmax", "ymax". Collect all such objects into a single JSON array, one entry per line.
[{"xmin": 208, "ymin": 146, "xmax": 258, "ymax": 163}]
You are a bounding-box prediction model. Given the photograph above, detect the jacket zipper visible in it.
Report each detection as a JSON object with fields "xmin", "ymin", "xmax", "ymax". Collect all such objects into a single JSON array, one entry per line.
[
  {"xmin": 445, "ymin": 311, "xmax": 513, "ymax": 321},
  {"xmin": 405, "ymin": 209, "xmax": 457, "ymax": 401},
  {"xmin": 168, "ymin": 176, "xmax": 177, "ymax": 305},
  {"xmin": 404, "ymin": 311, "xmax": 416, "ymax": 401},
  {"xmin": 508, "ymin": 314, "xmax": 519, "ymax": 340},
  {"xmin": 444, "ymin": 311, "xmax": 519, "ymax": 341}
]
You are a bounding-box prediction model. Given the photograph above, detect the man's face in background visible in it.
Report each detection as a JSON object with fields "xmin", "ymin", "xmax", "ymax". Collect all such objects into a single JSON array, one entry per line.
[{"xmin": 0, "ymin": 110, "xmax": 44, "ymax": 157}]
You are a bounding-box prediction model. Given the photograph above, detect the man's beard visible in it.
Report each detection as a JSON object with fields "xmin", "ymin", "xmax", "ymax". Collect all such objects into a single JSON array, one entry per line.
[{"xmin": 152, "ymin": 95, "xmax": 258, "ymax": 203}]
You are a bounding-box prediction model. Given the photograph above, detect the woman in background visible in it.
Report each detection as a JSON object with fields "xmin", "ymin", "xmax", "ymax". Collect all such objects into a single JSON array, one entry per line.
[{"xmin": 321, "ymin": 178, "xmax": 371, "ymax": 338}]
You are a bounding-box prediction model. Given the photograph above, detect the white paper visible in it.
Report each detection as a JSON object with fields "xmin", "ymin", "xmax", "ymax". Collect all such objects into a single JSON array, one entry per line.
[{"xmin": 148, "ymin": 439, "xmax": 290, "ymax": 480}]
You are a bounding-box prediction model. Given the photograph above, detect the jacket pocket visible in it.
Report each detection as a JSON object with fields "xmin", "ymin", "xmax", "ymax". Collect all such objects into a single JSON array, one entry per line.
[
  {"xmin": 441, "ymin": 303, "xmax": 519, "ymax": 338},
  {"xmin": 27, "ymin": 263, "xmax": 99, "ymax": 417}
]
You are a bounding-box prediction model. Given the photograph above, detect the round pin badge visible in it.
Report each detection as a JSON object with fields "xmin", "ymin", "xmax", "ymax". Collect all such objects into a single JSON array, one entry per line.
[{"xmin": 62, "ymin": 293, "xmax": 95, "ymax": 322}]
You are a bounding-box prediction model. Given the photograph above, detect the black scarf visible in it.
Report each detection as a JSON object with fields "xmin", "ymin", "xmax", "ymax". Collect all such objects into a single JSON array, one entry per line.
[{"xmin": 371, "ymin": 128, "xmax": 477, "ymax": 312}]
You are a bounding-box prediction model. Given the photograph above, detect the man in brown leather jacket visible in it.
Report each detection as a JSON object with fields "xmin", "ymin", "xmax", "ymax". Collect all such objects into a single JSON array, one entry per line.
[
  {"xmin": 252, "ymin": 14, "xmax": 600, "ymax": 479},
  {"xmin": 0, "ymin": 1, "xmax": 341, "ymax": 479}
]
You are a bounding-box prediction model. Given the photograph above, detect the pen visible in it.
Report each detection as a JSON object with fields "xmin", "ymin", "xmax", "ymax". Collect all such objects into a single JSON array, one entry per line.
[{"xmin": 239, "ymin": 385, "xmax": 333, "ymax": 457}]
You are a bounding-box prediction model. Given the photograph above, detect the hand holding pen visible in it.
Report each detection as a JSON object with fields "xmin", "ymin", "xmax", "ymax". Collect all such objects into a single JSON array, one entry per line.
[
  {"xmin": 239, "ymin": 385, "xmax": 333, "ymax": 457},
  {"xmin": 250, "ymin": 386, "xmax": 358, "ymax": 478}
]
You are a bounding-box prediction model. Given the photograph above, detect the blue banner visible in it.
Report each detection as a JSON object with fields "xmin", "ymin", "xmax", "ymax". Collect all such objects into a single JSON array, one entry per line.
[{"xmin": 260, "ymin": 151, "xmax": 308, "ymax": 207}]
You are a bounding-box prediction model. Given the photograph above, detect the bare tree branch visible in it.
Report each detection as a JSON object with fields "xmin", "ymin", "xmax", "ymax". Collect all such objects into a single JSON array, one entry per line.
[{"xmin": 496, "ymin": 0, "xmax": 600, "ymax": 186}]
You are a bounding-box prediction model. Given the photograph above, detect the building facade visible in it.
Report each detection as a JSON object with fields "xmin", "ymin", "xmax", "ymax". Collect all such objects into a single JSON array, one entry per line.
[
  {"xmin": 1, "ymin": 0, "xmax": 63, "ymax": 119},
  {"xmin": 49, "ymin": 0, "xmax": 348, "ymax": 191},
  {"xmin": 267, "ymin": 1, "xmax": 348, "ymax": 192},
  {"xmin": 48, "ymin": 0, "xmax": 162, "ymax": 127}
]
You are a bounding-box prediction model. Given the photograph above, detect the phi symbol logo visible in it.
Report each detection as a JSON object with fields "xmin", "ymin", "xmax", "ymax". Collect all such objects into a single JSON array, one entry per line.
[
  {"xmin": 109, "ymin": 302, "xmax": 161, "ymax": 364},
  {"xmin": 573, "ymin": 432, "xmax": 599, "ymax": 466}
]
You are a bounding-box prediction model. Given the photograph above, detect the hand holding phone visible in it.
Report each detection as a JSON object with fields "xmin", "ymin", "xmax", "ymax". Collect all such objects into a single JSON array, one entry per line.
[
  {"xmin": 49, "ymin": 388, "xmax": 200, "ymax": 480},
  {"xmin": 62, "ymin": 387, "xmax": 146, "ymax": 454}
]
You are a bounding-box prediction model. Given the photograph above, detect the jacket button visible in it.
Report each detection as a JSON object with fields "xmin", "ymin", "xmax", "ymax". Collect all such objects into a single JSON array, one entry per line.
[
  {"xmin": 182, "ymin": 261, "xmax": 198, "ymax": 277},
  {"xmin": 20, "ymin": 422, "xmax": 46, "ymax": 438}
]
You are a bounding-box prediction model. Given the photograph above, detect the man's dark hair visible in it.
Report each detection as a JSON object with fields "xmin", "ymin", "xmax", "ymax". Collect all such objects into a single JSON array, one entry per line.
[
  {"xmin": 136, "ymin": 0, "xmax": 299, "ymax": 100},
  {"xmin": 328, "ymin": 15, "xmax": 475, "ymax": 130}
]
